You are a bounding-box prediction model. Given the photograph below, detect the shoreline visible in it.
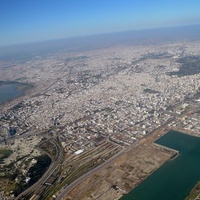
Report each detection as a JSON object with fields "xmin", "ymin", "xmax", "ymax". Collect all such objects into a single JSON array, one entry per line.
[
  {"xmin": 63, "ymin": 128, "xmax": 175, "ymax": 200},
  {"xmin": 120, "ymin": 142, "xmax": 179, "ymax": 199},
  {"xmin": 0, "ymin": 80, "xmax": 34, "ymax": 113},
  {"xmin": 120, "ymin": 130, "xmax": 200, "ymax": 200}
]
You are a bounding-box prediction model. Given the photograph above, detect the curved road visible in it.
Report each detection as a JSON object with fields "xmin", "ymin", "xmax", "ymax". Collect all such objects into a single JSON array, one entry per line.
[
  {"xmin": 16, "ymin": 137, "xmax": 64, "ymax": 200},
  {"xmin": 56, "ymin": 117, "xmax": 177, "ymax": 200}
]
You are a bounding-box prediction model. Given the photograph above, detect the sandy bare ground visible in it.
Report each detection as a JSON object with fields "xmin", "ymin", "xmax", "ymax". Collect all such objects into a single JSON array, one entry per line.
[{"xmin": 64, "ymin": 129, "xmax": 176, "ymax": 200}]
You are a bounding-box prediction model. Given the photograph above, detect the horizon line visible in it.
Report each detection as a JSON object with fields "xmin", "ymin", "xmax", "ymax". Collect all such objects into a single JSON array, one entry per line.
[{"xmin": 1, "ymin": 23, "xmax": 200, "ymax": 48}]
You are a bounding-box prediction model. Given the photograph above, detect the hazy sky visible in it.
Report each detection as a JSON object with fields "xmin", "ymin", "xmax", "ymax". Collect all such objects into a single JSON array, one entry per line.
[{"xmin": 1, "ymin": 0, "xmax": 200, "ymax": 46}]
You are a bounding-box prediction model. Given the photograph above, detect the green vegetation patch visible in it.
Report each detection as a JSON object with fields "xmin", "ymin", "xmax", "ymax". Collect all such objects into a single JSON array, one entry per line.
[
  {"xmin": 39, "ymin": 140, "xmax": 57, "ymax": 158},
  {"xmin": 13, "ymin": 154, "xmax": 51, "ymax": 197},
  {"xmin": 0, "ymin": 149, "xmax": 12, "ymax": 162},
  {"xmin": 28, "ymin": 154, "xmax": 51, "ymax": 185},
  {"xmin": 167, "ymin": 56, "xmax": 200, "ymax": 77},
  {"xmin": 143, "ymin": 88, "xmax": 160, "ymax": 94},
  {"xmin": 196, "ymin": 110, "xmax": 200, "ymax": 114},
  {"xmin": 185, "ymin": 181, "xmax": 200, "ymax": 200}
]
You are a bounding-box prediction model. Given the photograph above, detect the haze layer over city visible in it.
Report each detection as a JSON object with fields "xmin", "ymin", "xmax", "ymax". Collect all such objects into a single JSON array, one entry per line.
[{"xmin": 1, "ymin": 1, "xmax": 200, "ymax": 200}]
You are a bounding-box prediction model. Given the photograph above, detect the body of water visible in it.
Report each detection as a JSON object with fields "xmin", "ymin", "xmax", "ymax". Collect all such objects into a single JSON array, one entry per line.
[
  {"xmin": 120, "ymin": 130, "xmax": 200, "ymax": 200},
  {"xmin": 0, "ymin": 82, "xmax": 28, "ymax": 104}
]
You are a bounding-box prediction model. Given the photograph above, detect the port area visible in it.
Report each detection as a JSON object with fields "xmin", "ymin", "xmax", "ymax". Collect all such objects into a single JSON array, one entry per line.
[{"xmin": 62, "ymin": 128, "xmax": 177, "ymax": 200}]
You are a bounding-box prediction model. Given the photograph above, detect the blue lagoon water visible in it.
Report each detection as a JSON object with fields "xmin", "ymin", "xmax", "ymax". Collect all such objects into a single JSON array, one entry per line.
[
  {"xmin": 0, "ymin": 83, "xmax": 24, "ymax": 104},
  {"xmin": 120, "ymin": 130, "xmax": 200, "ymax": 200}
]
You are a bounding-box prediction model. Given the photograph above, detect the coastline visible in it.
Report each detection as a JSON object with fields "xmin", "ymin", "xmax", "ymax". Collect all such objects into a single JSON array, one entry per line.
[
  {"xmin": 63, "ymin": 129, "xmax": 175, "ymax": 200},
  {"xmin": 0, "ymin": 80, "xmax": 34, "ymax": 113},
  {"xmin": 119, "ymin": 142, "xmax": 179, "ymax": 199},
  {"xmin": 120, "ymin": 130, "xmax": 200, "ymax": 200}
]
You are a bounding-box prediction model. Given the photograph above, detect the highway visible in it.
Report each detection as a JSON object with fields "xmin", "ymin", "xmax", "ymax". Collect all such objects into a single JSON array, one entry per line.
[
  {"xmin": 55, "ymin": 109, "xmax": 195, "ymax": 200},
  {"xmin": 16, "ymin": 96, "xmax": 200, "ymax": 199},
  {"xmin": 55, "ymin": 147, "xmax": 127, "ymax": 200},
  {"xmin": 55, "ymin": 138, "xmax": 150, "ymax": 200},
  {"xmin": 15, "ymin": 137, "xmax": 64, "ymax": 200}
]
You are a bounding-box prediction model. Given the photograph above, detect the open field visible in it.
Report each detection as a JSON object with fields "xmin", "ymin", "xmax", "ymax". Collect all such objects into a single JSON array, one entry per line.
[{"xmin": 63, "ymin": 129, "xmax": 176, "ymax": 200}]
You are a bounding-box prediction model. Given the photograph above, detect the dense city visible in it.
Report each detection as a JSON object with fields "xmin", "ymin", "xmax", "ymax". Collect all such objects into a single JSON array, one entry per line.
[{"xmin": 0, "ymin": 40, "xmax": 200, "ymax": 200}]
